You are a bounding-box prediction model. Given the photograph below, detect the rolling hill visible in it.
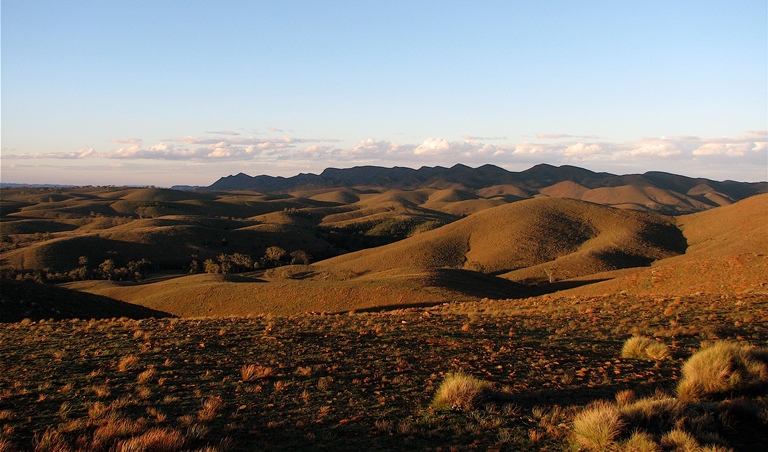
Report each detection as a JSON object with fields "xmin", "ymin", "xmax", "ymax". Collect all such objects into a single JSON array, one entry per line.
[
  {"xmin": 558, "ymin": 192, "xmax": 768, "ymax": 296},
  {"xmin": 48, "ymin": 193, "xmax": 765, "ymax": 317},
  {"xmin": 314, "ymin": 197, "xmax": 687, "ymax": 282},
  {"xmin": 2, "ymin": 165, "xmax": 766, "ymax": 319}
]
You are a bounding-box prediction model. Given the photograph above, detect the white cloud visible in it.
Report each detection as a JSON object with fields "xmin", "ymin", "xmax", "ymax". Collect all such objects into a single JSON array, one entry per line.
[
  {"xmin": 350, "ymin": 139, "xmax": 412, "ymax": 156},
  {"xmin": 413, "ymin": 138, "xmax": 501, "ymax": 158},
  {"xmin": 6, "ymin": 130, "xmax": 765, "ymax": 181},
  {"xmin": 562, "ymin": 142, "xmax": 608, "ymax": 157},
  {"xmin": 513, "ymin": 142, "xmax": 555, "ymax": 155},
  {"xmin": 627, "ymin": 141, "xmax": 682, "ymax": 157}
]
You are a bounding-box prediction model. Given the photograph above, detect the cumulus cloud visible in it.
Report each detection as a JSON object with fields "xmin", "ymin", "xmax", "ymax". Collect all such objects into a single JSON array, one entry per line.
[
  {"xmin": 691, "ymin": 132, "xmax": 767, "ymax": 157},
  {"xmin": 413, "ymin": 138, "xmax": 502, "ymax": 157},
  {"xmin": 513, "ymin": 142, "xmax": 557, "ymax": 155},
  {"xmin": 562, "ymin": 142, "xmax": 609, "ymax": 157},
  {"xmin": 626, "ymin": 140, "xmax": 683, "ymax": 157},
  {"xmin": 7, "ymin": 130, "xmax": 765, "ymax": 181},
  {"xmin": 350, "ymin": 139, "xmax": 413, "ymax": 156}
]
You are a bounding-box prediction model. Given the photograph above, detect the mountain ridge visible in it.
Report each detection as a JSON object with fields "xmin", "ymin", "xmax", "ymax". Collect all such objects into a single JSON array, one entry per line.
[{"xmin": 201, "ymin": 164, "xmax": 767, "ymax": 214}]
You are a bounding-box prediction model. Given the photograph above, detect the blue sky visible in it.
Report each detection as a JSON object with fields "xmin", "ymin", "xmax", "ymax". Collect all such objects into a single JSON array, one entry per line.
[{"xmin": 2, "ymin": 0, "xmax": 766, "ymax": 186}]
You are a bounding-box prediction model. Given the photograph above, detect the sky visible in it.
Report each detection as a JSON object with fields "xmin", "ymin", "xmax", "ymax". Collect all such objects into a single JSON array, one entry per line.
[{"xmin": 2, "ymin": 0, "xmax": 767, "ymax": 186}]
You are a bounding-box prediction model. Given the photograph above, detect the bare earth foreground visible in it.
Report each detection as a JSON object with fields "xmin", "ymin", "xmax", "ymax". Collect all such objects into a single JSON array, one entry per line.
[{"xmin": 0, "ymin": 183, "xmax": 767, "ymax": 451}]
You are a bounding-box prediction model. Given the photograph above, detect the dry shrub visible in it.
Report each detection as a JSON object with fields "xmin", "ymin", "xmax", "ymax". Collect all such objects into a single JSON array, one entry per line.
[
  {"xmin": 117, "ymin": 355, "xmax": 140, "ymax": 372},
  {"xmin": 621, "ymin": 431, "xmax": 660, "ymax": 452},
  {"xmin": 431, "ymin": 372, "xmax": 492, "ymax": 411},
  {"xmin": 0, "ymin": 438, "xmax": 16, "ymax": 452},
  {"xmin": 615, "ymin": 389, "xmax": 635, "ymax": 407},
  {"xmin": 619, "ymin": 394, "xmax": 683, "ymax": 434},
  {"xmin": 198, "ymin": 396, "xmax": 223, "ymax": 422},
  {"xmin": 240, "ymin": 364, "xmax": 274, "ymax": 382},
  {"xmin": 660, "ymin": 429, "xmax": 700, "ymax": 451},
  {"xmin": 33, "ymin": 428, "xmax": 71, "ymax": 452},
  {"xmin": 621, "ymin": 336, "xmax": 670, "ymax": 360},
  {"xmin": 136, "ymin": 368, "xmax": 156, "ymax": 385},
  {"xmin": 93, "ymin": 418, "xmax": 147, "ymax": 444},
  {"xmin": 677, "ymin": 341, "xmax": 768, "ymax": 401},
  {"xmin": 114, "ymin": 428, "xmax": 184, "ymax": 452},
  {"xmin": 571, "ymin": 400, "xmax": 625, "ymax": 451}
]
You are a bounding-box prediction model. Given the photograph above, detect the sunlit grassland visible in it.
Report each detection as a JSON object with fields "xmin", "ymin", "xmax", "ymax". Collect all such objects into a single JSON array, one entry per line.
[{"xmin": 0, "ymin": 294, "xmax": 766, "ymax": 451}]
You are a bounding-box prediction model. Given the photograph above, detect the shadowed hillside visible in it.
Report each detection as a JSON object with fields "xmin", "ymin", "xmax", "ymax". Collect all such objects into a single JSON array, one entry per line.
[
  {"xmin": 207, "ymin": 164, "xmax": 767, "ymax": 214},
  {"xmin": 558, "ymin": 193, "xmax": 768, "ymax": 296},
  {"xmin": 63, "ymin": 266, "xmax": 534, "ymax": 317},
  {"xmin": 315, "ymin": 197, "xmax": 687, "ymax": 283},
  {"xmin": 0, "ymin": 279, "xmax": 172, "ymax": 322}
]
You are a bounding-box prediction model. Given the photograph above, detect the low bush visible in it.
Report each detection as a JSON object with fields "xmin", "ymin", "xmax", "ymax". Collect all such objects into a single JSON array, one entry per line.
[
  {"xmin": 677, "ymin": 341, "xmax": 768, "ymax": 401},
  {"xmin": 431, "ymin": 372, "xmax": 493, "ymax": 411},
  {"xmin": 571, "ymin": 400, "xmax": 625, "ymax": 451},
  {"xmin": 621, "ymin": 336, "xmax": 670, "ymax": 360}
]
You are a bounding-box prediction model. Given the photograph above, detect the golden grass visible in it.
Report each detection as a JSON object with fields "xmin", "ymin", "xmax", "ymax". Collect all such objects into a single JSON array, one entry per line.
[
  {"xmin": 571, "ymin": 400, "xmax": 625, "ymax": 451},
  {"xmin": 431, "ymin": 372, "xmax": 492, "ymax": 411},
  {"xmin": 677, "ymin": 341, "xmax": 768, "ymax": 401},
  {"xmin": 621, "ymin": 336, "xmax": 670, "ymax": 361},
  {"xmin": 618, "ymin": 394, "xmax": 683, "ymax": 432},
  {"xmin": 621, "ymin": 431, "xmax": 661, "ymax": 452},
  {"xmin": 240, "ymin": 364, "xmax": 274, "ymax": 382},
  {"xmin": 113, "ymin": 428, "xmax": 184, "ymax": 452},
  {"xmin": 117, "ymin": 355, "xmax": 140, "ymax": 372},
  {"xmin": 660, "ymin": 429, "xmax": 701, "ymax": 452}
]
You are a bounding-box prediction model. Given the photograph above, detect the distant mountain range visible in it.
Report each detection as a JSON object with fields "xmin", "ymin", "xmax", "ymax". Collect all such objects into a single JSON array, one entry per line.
[{"xmin": 195, "ymin": 164, "xmax": 767, "ymax": 214}]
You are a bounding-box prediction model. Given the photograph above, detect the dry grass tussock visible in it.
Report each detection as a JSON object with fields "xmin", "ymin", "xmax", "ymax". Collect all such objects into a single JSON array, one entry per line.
[
  {"xmin": 113, "ymin": 427, "xmax": 184, "ymax": 452},
  {"xmin": 571, "ymin": 400, "xmax": 625, "ymax": 451},
  {"xmin": 240, "ymin": 364, "xmax": 274, "ymax": 382},
  {"xmin": 621, "ymin": 336, "xmax": 670, "ymax": 361},
  {"xmin": 1, "ymin": 294, "xmax": 766, "ymax": 451},
  {"xmin": 431, "ymin": 372, "xmax": 493, "ymax": 411},
  {"xmin": 677, "ymin": 341, "xmax": 768, "ymax": 401},
  {"xmin": 572, "ymin": 393, "xmax": 745, "ymax": 452},
  {"xmin": 568, "ymin": 338, "xmax": 768, "ymax": 452}
]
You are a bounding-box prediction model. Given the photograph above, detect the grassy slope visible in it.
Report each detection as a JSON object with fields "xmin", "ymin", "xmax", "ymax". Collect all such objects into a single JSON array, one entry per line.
[
  {"xmin": 0, "ymin": 279, "xmax": 172, "ymax": 322},
  {"xmin": 560, "ymin": 193, "xmax": 768, "ymax": 296},
  {"xmin": 315, "ymin": 197, "xmax": 685, "ymax": 281},
  {"xmin": 63, "ymin": 266, "xmax": 534, "ymax": 317}
]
